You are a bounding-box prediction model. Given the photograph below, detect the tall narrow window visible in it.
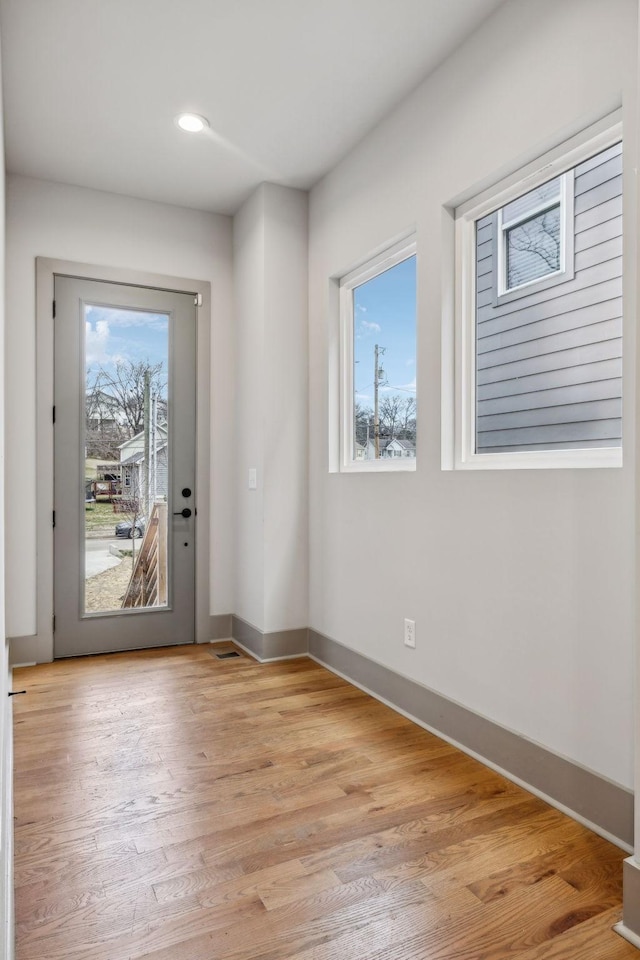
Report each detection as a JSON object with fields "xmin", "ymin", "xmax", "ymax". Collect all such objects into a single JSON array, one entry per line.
[{"xmin": 340, "ymin": 238, "xmax": 417, "ymax": 471}]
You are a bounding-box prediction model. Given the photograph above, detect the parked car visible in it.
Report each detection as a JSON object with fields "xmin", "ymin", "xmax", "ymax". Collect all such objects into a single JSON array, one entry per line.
[{"xmin": 115, "ymin": 517, "xmax": 145, "ymax": 539}]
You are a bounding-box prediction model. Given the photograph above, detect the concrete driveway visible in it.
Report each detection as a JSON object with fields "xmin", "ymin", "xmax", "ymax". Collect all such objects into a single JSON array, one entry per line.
[{"xmin": 84, "ymin": 538, "xmax": 126, "ymax": 578}]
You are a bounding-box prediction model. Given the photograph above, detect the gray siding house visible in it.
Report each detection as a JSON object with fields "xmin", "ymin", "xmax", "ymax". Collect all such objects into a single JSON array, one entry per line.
[{"xmin": 119, "ymin": 425, "xmax": 169, "ymax": 503}]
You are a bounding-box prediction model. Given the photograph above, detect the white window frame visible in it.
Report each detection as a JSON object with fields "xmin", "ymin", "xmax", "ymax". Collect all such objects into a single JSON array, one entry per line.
[
  {"xmin": 339, "ymin": 236, "xmax": 417, "ymax": 473},
  {"xmin": 452, "ymin": 120, "xmax": 623, "ymax": 471},
  {"xmin": 496, "ymin": 171, "xmax": 573, "ymax": 299}
]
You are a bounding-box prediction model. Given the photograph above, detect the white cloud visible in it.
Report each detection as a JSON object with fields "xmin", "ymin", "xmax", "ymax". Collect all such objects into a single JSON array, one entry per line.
[
  {"xmin": 359, "ymin": 319, "xmax": 381, "ymax": 334},
  {"xmin": 85, "ymin": 318, "xmax": 111, "ymax": 365},
  {"xmin": 111, "ymin": 311, "xmax": 168, "ymax": 331},
  {"xmin": 85, "ymin": 318, "xmax": 128, "ymax": 367},
  {"xmin": 86, "ymin": 306, "xmax": 168, "ymax": 331},
  {"xmin": 356, "ymin": 304, "xmax": 368, "ymax": 313}
]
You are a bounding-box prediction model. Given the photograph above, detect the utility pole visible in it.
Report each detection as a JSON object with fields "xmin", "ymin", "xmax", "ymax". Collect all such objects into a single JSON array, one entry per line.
[
  {"xmin": 373, "ymin": 344, "xmax": 385, "ymax": 459},
  {"xmin": 143, "ymin": 369, "xmax": 151, "ymax": 518},
  {"xmin": 151, "ymin": 392, "xmax": 157, "ymax": 503}
]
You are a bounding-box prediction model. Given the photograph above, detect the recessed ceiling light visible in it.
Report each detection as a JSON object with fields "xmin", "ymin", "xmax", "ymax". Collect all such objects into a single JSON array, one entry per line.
[{"xmin": 176, "ymin": 113, "xmax": 209, "ymax": 134}]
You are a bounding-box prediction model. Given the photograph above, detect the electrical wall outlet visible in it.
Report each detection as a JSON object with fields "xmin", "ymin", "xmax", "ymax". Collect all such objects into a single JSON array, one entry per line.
[{"xmin": 404, "ymin": 618, "xmax": 416, "ymax": 648}]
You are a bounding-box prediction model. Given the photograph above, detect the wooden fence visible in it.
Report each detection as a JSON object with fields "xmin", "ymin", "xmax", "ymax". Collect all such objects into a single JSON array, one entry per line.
[{"xmin": 121, "ymin": 502, "xmax": 167, "ymax": 608}]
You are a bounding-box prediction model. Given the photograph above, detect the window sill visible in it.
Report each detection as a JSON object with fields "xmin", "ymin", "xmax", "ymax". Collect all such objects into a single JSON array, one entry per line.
[
  {"xmin": 341, "ymin": 459, "xmax": 417, "ymax": 474},
  {"xmin": 453, "ymin": 447, "xmax": 622, "ymax": 471}
]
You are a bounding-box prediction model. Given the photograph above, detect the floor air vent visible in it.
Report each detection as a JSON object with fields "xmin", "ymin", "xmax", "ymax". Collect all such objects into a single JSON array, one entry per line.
[{"xmin": 215, "ymin": 651, "xmax": 242, "ymax": 660}]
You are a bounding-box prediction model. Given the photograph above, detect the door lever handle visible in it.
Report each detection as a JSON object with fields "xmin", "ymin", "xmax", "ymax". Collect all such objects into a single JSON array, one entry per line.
[{"xmin": 173, "ymin": 508, "xmax": 192, "ymax": 518}]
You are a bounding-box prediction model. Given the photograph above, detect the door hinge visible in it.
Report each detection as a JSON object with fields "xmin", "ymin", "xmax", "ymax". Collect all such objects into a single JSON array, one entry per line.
[
  {"xmin": 52, "ymin": 299, "xmax": 56, "ymax": 319},
  {"xmin": 52, "ymin": 615, "xmax": 56, "ymax": 633},
  {"xmin": 52, "ymin": 510, "xmax": 56, "ymax": 528},
  {"xmin": 194, "ymin": 293, "xmax": 202, "ymax": 307},
  {"xmin": 52, "ymin": 405, "xmax": 56, "ymax": 424}
]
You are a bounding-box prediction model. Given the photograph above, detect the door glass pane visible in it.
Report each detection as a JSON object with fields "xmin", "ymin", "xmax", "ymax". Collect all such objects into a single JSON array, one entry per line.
[{"xmin": 83, "ymin": 304, "xmax": 170, "ymax": 615}]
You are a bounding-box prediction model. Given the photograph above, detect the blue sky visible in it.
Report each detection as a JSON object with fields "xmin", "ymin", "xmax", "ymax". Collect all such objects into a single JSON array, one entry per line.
[
  {"xmin": 85, "ymin": 305, "xmax": 169, "ymax": 378},
  {"xmin": 353, "ymin": 255, "xmax": 416, "ymax": 409}
]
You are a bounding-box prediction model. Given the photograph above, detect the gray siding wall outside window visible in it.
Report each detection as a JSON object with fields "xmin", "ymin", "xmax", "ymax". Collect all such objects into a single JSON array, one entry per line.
[
  {"xmin": 156, "ymin": 451, "xmax": 168, "ymax": 500},
  {"xmin": 475, "ymin": 142, "xmax": 622, "ymax": 453}
]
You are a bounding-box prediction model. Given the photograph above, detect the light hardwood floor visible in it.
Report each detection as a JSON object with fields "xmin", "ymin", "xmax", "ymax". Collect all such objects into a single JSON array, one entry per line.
[{"xmin": 12, "ymin": 643, "xmax": 638, "ymax": 960}]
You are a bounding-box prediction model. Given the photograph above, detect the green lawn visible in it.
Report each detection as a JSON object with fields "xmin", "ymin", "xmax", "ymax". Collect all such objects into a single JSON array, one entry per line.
[{"xmin": 84, "ymin": 501, "xmax": 116, "ymax": 534}]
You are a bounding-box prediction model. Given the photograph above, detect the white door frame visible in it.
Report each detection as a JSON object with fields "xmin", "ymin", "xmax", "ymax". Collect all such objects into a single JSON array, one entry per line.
[{"xmin": 32, "ymin": 258, "xmax": 211, "ymax": 662}]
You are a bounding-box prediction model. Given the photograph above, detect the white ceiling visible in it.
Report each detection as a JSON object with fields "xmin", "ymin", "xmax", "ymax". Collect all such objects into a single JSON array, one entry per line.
[{"xmin": 0, "ymin": 0, "xmax": 506, "ymax": 215}]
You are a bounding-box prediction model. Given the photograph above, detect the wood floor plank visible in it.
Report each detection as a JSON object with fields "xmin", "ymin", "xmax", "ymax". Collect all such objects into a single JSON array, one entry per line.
[{"xmin": 13, "ymin": 644, "xmax": 634, "ymax": 960}]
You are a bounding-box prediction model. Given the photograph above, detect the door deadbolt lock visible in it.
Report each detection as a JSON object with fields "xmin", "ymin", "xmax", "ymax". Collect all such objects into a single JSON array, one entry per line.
[
  {"xmin": 174, "ymin": 507, "xmax": 192, "ymax": 518},
  {"xmin": 181, "ymin": 487, "xmax": 192, "ymax": 498}
]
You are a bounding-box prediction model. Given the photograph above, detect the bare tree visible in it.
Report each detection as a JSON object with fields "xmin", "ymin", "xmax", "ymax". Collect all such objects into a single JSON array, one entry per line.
[
  {"xmin": 399, "ymin": 396, "xmax": 416, "ymax": 440},
  {"xmin": 84, "ymin": 422, "xmax": 124, "ymax": 461},
  {"xmin": 356, "ymin": 395, "xmax": 416, "ymax": 449},
  {"xmin": 354, "ymin": 402, "xmax": 373, "ymax": 445},
  {"xmin": 86, "ymin": 359, "xmax": 166, "ymax": 441},
  {"xmin": 85, "ymin": 386, "xmax": 125, "ymax": 459},
  {"xmin": 379, "ymin": 395, "xmax": 404, "ymax": 438},
  {"xmin": 123, "ymin": 471, "xmax": 144, "ymax": 572}
]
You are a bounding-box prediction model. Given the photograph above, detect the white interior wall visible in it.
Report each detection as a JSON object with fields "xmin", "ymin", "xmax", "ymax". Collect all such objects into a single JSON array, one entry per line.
[
  {"xmin": 233, "ymin": 184, "xmax": 309, "ymax": 633},
  {"xmin": 233, "ymin": 187, "xmax": 266, "ymax": 630},
  {"xmin": 308, "ymin": 0, "xmax": 637, "ymax": 787},
  {"xmin": 0, "ymin": 38, "xmax": 11, "ymax": 957},
  {"xmin": 263, "ymin": 185, "xmax": 308, "ymax": 633},
  {"xmin": 5, "ymin": 175, "xmax": 235, "ymax": 639},
  {"xmin": 633, "ymin": 0, "xmax": 640, "ymax": 867}
]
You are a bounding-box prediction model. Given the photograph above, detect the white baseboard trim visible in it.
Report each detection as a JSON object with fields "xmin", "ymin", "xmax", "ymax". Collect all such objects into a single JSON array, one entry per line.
[{"xmin": 614, "ymin": 921, "xmax": 640, "ymax": 949}]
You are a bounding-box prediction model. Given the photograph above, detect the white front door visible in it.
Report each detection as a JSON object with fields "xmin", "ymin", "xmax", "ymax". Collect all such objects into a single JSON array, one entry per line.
[{"xmin": 53, "ymin": 275, "xmax": 197, "ymax": 657}]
